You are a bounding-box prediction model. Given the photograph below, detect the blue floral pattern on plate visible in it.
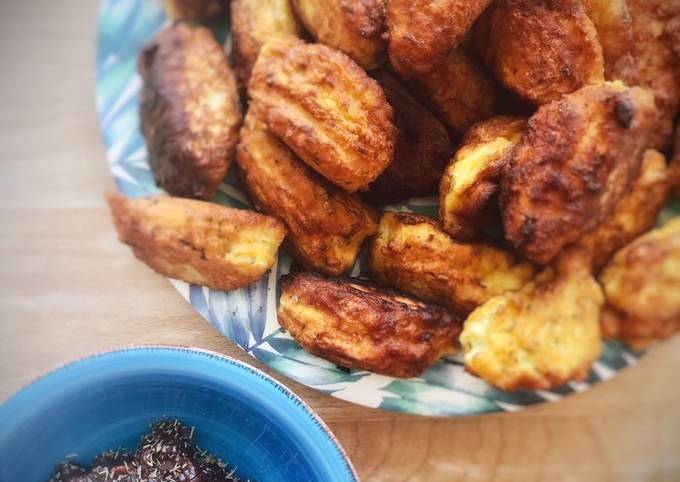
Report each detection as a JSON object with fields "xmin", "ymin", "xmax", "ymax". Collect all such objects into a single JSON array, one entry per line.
[{"xmin": 96, "ymin": 0, "xmax": 676, "ymax": 416}]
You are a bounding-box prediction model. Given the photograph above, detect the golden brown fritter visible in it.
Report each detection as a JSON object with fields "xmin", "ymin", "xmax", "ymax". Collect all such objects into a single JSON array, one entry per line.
[
  {"xmin": 475, "ymin": 0, "xmax": 604, "ymax": 105},
  {"xmin": 368, "ymin": 212, "xmax": 536, "ymax": 315},
  {"xmin": 162, "ymin": 0, "xmax": 226, "ymax": 21},
  {"xmin": 106, "ymin": 192, "xmax": 285, "ymax": 291},
  {"xmin": 139, "ymin": 24, "xmax": 242, "ymax": 200},
  {"xmin": 236, "ymin": 111, "xmax": 378, "ymax": 276},
  {"xmin": 386, "ymin": 0, "xmax": 492, "ymax": 77},
  {"xmin": 292, "ymin": 0, "xmax": 386, "ymax": 69},
  {"xmin": 460, "ymin": 252, "xmax": 603, "ymax": 391},
  {"xmin": 501, "ymin": 82, "xmax": 657, "ymax": 265},
  {"xmin": 409, "ymin": 47, "xmax": 497, "ymax": 135},
  {"xmin": 440, "ymin": 117, "xmax": 526, "ymax": 241},
  {"xmin": 230, "ymin": 0, "xmax": 301, "ymax": 89},
  {"xmin": 599, "ymin": 217, "xmax": 680, "ymax": 349},
  {"xmin": 365, "ymin": 70, "xmax": 452, "ymax": 204},
  {"xmin": 581, "ymin": 0, "xmax": 638, "ymax": 84},
  {"xmin": 278, "ymin": 272, "xmax": 463, "ymax": 378},
  {"xmin": 573, "ymin": 149, "xmax": 670, "ymax": 271},
  {"xmin": 672, "ymin": 127, "xmax": 680, "ymax": 197},
  {"xmin": 669, "ymin": 15, "xmax": 680, "ymax": 60},
  {"xmin": 629, "ymin": 0, "xmax": 680, "ymax": 150},
  {"xmin": 248, "ymin": 37, "xmax": 397, "ymax": 193}
]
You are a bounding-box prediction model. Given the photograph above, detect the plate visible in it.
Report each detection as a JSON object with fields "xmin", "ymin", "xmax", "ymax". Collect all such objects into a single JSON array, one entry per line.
[
  {"xmin": 96, "ymin": 0, "xmax": 674, "ymax": 416},
  {"xmin": 0, "ymin": 346, "xmax": 357, "ymax": 481}
]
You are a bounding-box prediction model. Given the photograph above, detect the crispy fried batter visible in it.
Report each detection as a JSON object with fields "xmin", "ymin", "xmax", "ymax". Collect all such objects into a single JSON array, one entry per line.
[
  {"xmin": 386, "ymin": 0, "xmax": 492, "ymax": 77},
  {"xmin": 106, "ymin": 192, "xmax": 285, "ymax": 291},
  {"xmin": 581, "ymin": 0, "xmax": 638, "ymax": 84},
  {"xmin": 369, "ymin": 212, "xmax": 536, "ymax": 315},
  {"xmin": 236, "ymin": 111, "xmax": 378, "ymax": 276},
  {"xmin": 669, "ymin": 15, "xmax": 680, "ymax": 60},
  {"xmin": 599, "ymin": 217, "xmax": 680, "ymax": 349},
  {"xmin": 139, "ymin": 24, "xmax": 242, "ymax": 200},
  {"xmin": 248, "ymin": 38, "xmax": 397, "ymax": 192},
  {"xmin": 501, "ymin": 83, "xmax": 657, "ymax": 265},
  {"xmin": 672, "ymin": 127, "xmax": 680, "ymax": 197},
  {"xmin": 460, "ymin": 253, "xmax": 603, "ymax": 391},
  {"xmin": 440, "ymin": 117, "xmax": 526, "ymax": 241},
  {"xmin": 410, "ymin": 47, "xmax": 497, "ymax": 135},
  {"xmin": 292, "ymin": 0, "xmax": 386, "ymax": 69},
  {"xmin": 365, "ymin": 70, "xmax": 452, "ymax": 204},
  {"xmin": 629, "ymin": 0, "xmax": 680, "ymax": 150},
  {"xmin": 573, "ymin": 149, "xmax": 670, "ymax": 271},
  {"xmin": 230, "ymin": 0, "xmax": 301, "ymax": 89},
  {"xmin": 162, "ymin": 0, "xmax": 226, "ymax": 21},
  {"xmin": 475, "ymin": 0, "xmax": 604, "ymax": 105},
  {"xmin": 278, "ymin": 272, "xmax": 462, "ymax": 378}
]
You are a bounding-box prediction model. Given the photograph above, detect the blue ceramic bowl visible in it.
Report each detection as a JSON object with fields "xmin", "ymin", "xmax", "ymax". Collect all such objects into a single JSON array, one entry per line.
[{"xmin": 0, "ymin": 347, "xmax": 357, "ymax": 482}]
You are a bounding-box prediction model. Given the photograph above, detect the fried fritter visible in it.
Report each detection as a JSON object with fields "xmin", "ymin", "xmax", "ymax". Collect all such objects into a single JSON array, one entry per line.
[
  {"xmin": 162, "ymin": 0, "xmax": 226, "ymax": 21},
  {"xmin": 365, "ymin": 70, "xmax": 451, "ymax": 204},
  {"xmin": 460, "ymin": 252, "xmax": 603, "ymax": 391},
  {"xmin": 475, "ymin": 0, "xmax": 604, "ymax": 105},
  {"xmin": 106, "ymin": 192, "xmax": 285, "ymax": 291},
  {"xmin": 573, "ymin": 149, "xmax": 670, "ymax": 271},
  {"xmin": 369, "ymin": 212, "xmax": 536, "ymax": 315},
  {"xmin": 139, "ymin": 24, "xmax": 242, "ymax": 200},
  {"xmin": 292, "ymin": 0, "xmax": 386, "ymax": 69},
  {"xmin": 581, "ymin": 0, "xmax": 638, "ymax": 84},
  {"xmin": 236, "ymin": 111, "xmax": 378, "ymax": 276},
  {"xmin": 629, "ymin": 0, "xmax": 680, "ymax": 150},
  {"xmin": 501, "ymin": 82, "xmax": 657, "ymax": 265},
  {"xmin": 599, "ymin": 217, "xmax": 680, "ymax": 349},
  {"xmin": 440, "ymin": 117, "xmax": 526, "ymax": 241},
  {"xmin": 669, "ymin": 14, "xmax": 680, "ymax": 58},
  {"xmin": 386, "ymin": 0, "xmax": 492, "ymax": 77},
  {"xmin": 230, "ymin": 0, "xmax": 301, "ymax": 89},
  {"xmin": 672, "ymin": 127, "xmax": 680, "ymax": 197},
  {"xmin": 410, "ymin": 47, "xmax": 497, "ymax": 135},
  {"xmin": 278, "ymin": 272, "xmax": 463, "ymax": 378},
  {"xmin": 248, "ymin": 37, "xmax": 397, "ymax": 193}
]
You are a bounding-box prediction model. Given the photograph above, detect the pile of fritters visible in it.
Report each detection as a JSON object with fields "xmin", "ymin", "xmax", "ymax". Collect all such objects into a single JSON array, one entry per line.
[{"xmin": 107, "ymin": 0, "xmax": 680, "ymax": 391}]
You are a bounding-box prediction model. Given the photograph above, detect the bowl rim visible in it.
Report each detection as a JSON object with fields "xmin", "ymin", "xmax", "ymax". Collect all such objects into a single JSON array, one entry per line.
[{"xmin": 0, "ymin": 344, "xmax": 359, "ymax": 482}]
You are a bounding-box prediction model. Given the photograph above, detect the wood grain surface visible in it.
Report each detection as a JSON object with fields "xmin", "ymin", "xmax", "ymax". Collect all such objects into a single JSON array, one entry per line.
[{"xmin": 0, "ymin": 1, "xmax": 679, "ymax": 481}]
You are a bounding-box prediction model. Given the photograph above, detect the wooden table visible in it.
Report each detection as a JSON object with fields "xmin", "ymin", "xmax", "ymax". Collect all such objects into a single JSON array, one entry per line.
[{"xmin": 1, "ymin": 1, "xmax": 679, "ymax": 480}]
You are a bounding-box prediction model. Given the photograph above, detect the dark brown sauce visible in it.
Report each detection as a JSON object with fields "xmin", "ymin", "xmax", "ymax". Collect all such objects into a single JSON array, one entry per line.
[{"xmin": 48, "ymin": 420, "xmax": 246, "ymax": 482}]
